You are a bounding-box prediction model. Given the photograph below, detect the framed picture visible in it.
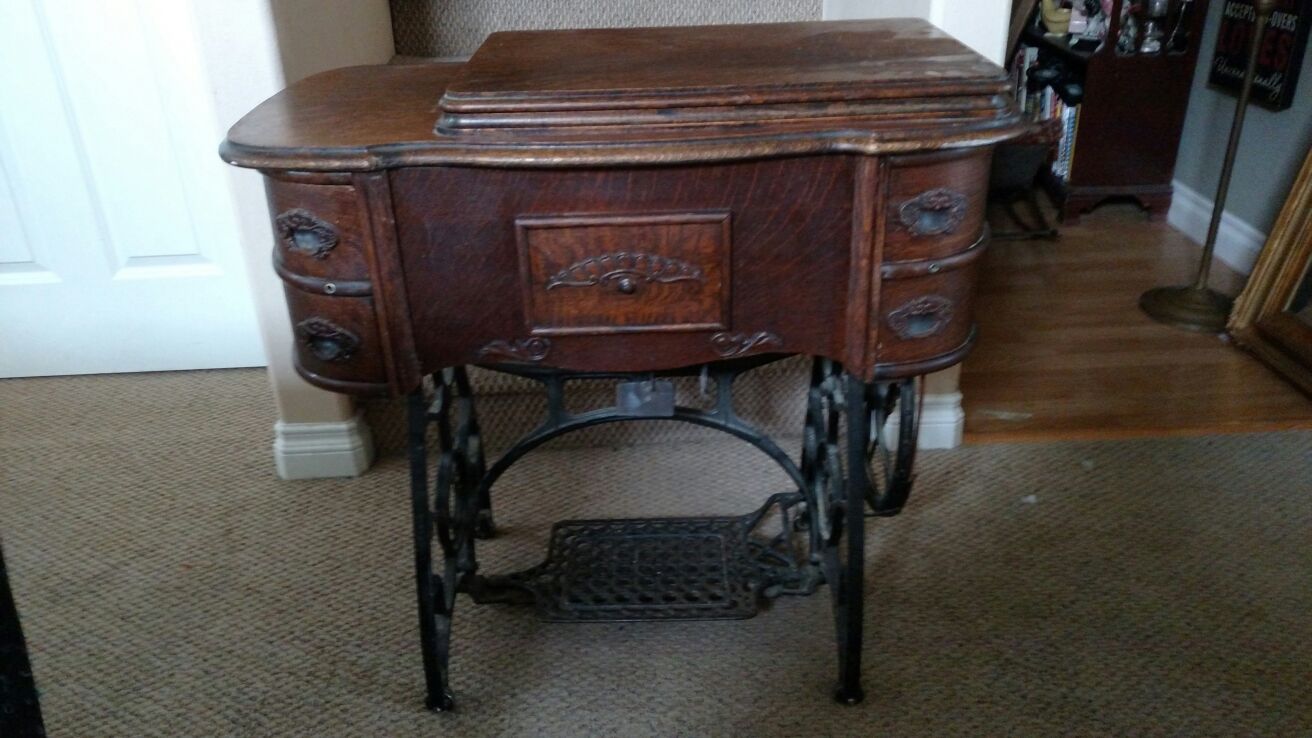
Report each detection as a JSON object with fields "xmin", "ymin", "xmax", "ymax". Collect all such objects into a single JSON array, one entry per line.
[
  {"xmin": 1229, "ymin": 146, "xmax": 1312, "ymax": 395},
  {"xmin": 1208, "ymin": 0, "xmax": 1311, "ymax": 110}
]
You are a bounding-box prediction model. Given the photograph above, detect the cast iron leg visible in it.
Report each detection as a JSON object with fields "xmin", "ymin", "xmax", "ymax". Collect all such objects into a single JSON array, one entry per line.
[
  {"xmin": 864, "ymin": 377, "xmax": 919, "ymax": 517},
  {"xmin": 407, "ymin": 390, "xmax": 455, "ymax": 711},
  {"xmin": 802, "ymin": 360, "xmax": 871, "ymax": 703},
  {"xmin": 833, "ymin": 372, "xmax": 870, "ymax": 705},
  {"xmin": 450, "ymin": 368, "xmax": 495, "ymax": 539}
]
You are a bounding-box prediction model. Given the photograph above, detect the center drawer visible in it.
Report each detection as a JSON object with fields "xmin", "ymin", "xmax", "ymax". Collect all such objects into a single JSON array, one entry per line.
[{"xmin": 516, "ymin": 211, "xmax": 732, "ymax": 335}]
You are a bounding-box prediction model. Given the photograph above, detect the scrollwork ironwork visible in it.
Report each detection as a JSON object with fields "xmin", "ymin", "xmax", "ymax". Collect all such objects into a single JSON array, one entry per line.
[
  {"xmin": 404, "ymin": 356, "xmax": 919, "ymax": 711},
  {"xmin": 407, "ymin": 367, "xmax": 488, "ymax": 711}
]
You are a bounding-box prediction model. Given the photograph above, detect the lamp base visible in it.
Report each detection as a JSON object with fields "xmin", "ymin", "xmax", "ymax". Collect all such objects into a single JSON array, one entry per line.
[{"xmin": 1139, "ymin": 285, "xmax": 1233, "ymax": 333}]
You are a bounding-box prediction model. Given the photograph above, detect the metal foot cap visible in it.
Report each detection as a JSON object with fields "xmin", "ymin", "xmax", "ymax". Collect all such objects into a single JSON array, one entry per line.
[
  {"xmin": 426, "ymin": 691, "xmax": 455, "ymax": 712},
  {"xmin": 834, "ymin": 685, "xmax": 865, "ymax": 706}
]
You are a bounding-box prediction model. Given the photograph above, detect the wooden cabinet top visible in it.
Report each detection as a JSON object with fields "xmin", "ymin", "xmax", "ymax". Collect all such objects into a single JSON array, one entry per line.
[
  {"xmin": 442, "ymin": 19, "xmax": 1005, "ymax": 112},
  {"xmin": 222, "ymin": 19, "xmax": 1023, "ymax": 172},
  {"xmin": 224, "ymin": 19, "xmax": 1025, "ymax": 393}
]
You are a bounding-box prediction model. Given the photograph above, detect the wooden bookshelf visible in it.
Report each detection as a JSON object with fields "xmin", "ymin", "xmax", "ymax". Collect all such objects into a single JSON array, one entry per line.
[
  {"xmin": 1023, "ymin": 25, "xmax": 1098, "ymax": 63},
  {"xmin": 1022, "ymin": 0, "xmax": 1210, "ymax": 223}
]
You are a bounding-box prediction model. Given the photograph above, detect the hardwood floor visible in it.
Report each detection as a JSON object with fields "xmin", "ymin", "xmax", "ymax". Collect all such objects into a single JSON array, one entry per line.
[{"xmin": 961, "ymin": 202, "xmax": 1312, "ymax": 442}]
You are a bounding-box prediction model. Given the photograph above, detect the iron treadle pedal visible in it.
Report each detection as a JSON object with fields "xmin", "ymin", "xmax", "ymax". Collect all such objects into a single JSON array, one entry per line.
[{"xmin": 472, "ymin": 515, "xmax": 788, "ymax": 622}]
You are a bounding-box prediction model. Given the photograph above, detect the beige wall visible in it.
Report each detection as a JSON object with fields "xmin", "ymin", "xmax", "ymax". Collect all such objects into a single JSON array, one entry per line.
[
  {"xmin": 390, "ymin": 0, "xmax": 821, "ymax": 56},
  {"xmin": 195, "ymin": 1, "xmax": 393, "ymax": 478},
  {"xmin": 268, "ymin": 0, "xmax": 397, "ymax": 85},
  {"xmin": 825, "ymin": 0, "xmax": 1010, "ymax": 63},
  {"xmin": 199, "ymin": 0, "xmax": 394, "ymax": 428},
  {"xmin": 392, "ymin": 0, "xmax": 1009, "ymax": 64}
]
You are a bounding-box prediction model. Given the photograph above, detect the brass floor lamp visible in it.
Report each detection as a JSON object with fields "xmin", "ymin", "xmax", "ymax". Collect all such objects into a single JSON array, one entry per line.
[{"xmin": 1140, "ymin": 0, "xmax": 1277, "ymax": 332}]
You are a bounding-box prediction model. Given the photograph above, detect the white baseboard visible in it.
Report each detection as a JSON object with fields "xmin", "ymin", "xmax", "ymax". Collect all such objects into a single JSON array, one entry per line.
[
  {"xmin": 1168, "ymin": 179, "xmax": 1267, "ymax": 275},
  {"xmin": 273, "ymin": 410, "xmax": 375, "ymax": 480},
  {"xmin": 886, "ymin": 391, "xmax": 964, "ymax": 450}
]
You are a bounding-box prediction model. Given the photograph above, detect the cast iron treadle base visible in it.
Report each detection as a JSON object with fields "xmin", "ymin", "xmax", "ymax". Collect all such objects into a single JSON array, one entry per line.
[
  {"xmin": 474, "ymin": 516, "xmax": 778, "ymax": 622},
  {"xmin": 411, "ymin": 360, "xmax": 919, "ymax": 709}
]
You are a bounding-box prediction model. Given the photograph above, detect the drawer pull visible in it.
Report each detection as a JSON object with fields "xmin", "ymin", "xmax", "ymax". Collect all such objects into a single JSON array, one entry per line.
[
  {"xmin": 296, "ymin": 317, "xmax": 359, "ymax": 362},
  {"xmin": 886, "ymin": 295, "xmax": 954, "ymax": 340},
  {"xmin": 545, "ymin": 251, "xmax": 704, "ymax": 292},
  {"xmin": 898, "ymin": 188, "xmax": 967, "ymax": 237},
  {"xmin": 276, "ymin": 208, "xmax": 339, "ymax": 259}
]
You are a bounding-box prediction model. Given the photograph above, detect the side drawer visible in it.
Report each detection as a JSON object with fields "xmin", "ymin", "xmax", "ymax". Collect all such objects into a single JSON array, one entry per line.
[
  {"xmin": 284, "ymin": 287, "xmax": 388, "ymax": 394},
  {"xmin": 871, "ymin": 238, "xmax": 984, "ymax": 377},
  {"xmin": 266, "ymin": 179, "xmax": 372, "ymax": 283},
  {"xmin": 883, "ymin": 151, "xmax": 989, "ymax": 262}
]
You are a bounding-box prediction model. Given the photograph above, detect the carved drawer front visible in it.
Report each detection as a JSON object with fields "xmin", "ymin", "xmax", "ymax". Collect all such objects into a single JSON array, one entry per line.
[
  {"xmin": 873, "ymin": 259, "xmax": 980, "ymax": 372},
  {"xmin": 883, "ymin": 151, "xmax": 989, "ymax": 262},
  {"xmin": 266, "ymin": 179, "xmax": 371, "ymax": 286},
  {"xmin": 283, "ymin": 287, "xmax": 387, "ymax": 393},
  {"xmin": 517, "ymin": 212, "xmax": 732, "ymax": 335}
]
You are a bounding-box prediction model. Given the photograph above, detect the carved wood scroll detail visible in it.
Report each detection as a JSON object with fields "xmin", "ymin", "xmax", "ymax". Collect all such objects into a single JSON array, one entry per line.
[
  {"xmin": 897, "ymin": 188, "xmax": 967, "ymax": 237},
  {"xmin": 710, "ymin": 331, "xmax": 783, "ymax": 357},
  {"xmin": 478, "ymin": 337, "xmax": 552, "ymax": 363},
  {"xmin": 885, "ymin": 295, "xmax": 955, "ymax": 340},
  {"xmin": 296, "ymin": 317, "xmax": 360, "ymax": 362},
  {"xmin": 544, "ymin": 251, "xmax": 705, "ymax": 294},
  {"xmin": 276, "ymin": 208, "xmax": 339, "ymax": 259}
]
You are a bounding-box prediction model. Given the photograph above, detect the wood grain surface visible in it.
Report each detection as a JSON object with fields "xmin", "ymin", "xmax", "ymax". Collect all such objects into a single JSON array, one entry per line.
[
  {"xmin": 222, "ymin": 20, "xmax": 1026, "ymax": 395},
  {"xmin": 390, "ymin": 157, "xmax": 856, "ymax": 374},
  {"xmin": 221, "ymin": 21, "xmax": 1025, "ymax": 171},
  {"xmin": 962, "ymin": 203, "xmax": 1312, "ymax": 441},
  {"xmin": 443, "ymin": 19, "xmax": 1005, "ymax": 107},
  {"xmin": 517, "ymin": 212, "xmax": 731, "ymax": 335}
]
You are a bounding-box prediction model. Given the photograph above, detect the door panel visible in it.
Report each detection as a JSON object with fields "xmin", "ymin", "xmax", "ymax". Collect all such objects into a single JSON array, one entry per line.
[{"xmin": 0, "ymin": 0, "xmax": 263, "ymax": 377}]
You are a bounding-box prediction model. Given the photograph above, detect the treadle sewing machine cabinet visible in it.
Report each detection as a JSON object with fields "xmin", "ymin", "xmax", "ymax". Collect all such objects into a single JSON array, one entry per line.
[{"xmin": 222, "ymin": 19, "xmax": 1023, "ymax": 711}]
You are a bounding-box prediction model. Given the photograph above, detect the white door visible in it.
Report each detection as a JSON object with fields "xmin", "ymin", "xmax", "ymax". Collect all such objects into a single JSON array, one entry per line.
[{"xmin": 0, "ymin": 0, "xmax": 264, "ymax": 378}]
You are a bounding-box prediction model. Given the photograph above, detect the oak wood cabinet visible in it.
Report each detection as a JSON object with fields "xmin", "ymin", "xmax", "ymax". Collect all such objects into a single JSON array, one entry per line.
[{"xmin": 222, "ymin": 19, "xmax": 1025, "ymax": 711}]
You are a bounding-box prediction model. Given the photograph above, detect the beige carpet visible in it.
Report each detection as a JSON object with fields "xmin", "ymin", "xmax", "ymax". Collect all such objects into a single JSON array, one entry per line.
[{"xmin": 2, "ymin": 369, "xmax": 1310, "ymax": 737}]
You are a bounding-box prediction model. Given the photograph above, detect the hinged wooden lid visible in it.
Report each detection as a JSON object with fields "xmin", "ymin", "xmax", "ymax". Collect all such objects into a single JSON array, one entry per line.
[
  {"xmin": 437, "ymin": 19, "xmax": 1016, "ymax": 143},
  {"xmin": 221, "ymin": 20, "xmax": 1025, "ymax": 172}
]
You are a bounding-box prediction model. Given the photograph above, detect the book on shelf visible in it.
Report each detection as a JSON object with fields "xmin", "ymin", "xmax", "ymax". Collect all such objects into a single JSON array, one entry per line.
[
  {"xmin": 1052, "ymin": 104, "xmax": 1081, "ymax": 182},
  {"xmin": 1012, "ymin": 45, "xmax": 1040, "ymax": 115},
  {"xmin": 1013, "ymin": 42, "xmax": 1081, "ymax": 183}
]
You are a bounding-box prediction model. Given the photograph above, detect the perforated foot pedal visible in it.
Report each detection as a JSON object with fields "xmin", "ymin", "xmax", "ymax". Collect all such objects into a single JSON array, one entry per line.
[{"xmin": 476, "ymin": 517, "xmax": 769, "ymax": 622}]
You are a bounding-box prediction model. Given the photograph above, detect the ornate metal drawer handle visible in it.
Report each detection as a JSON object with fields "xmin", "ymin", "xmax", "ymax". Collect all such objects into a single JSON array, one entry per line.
[
  {"xmin": 545, "ymin": 251, "xmax": 704, "ymax": 293},
  {"xmin": 886, "ymin": 295, "xmax": 954, "ymax": 340},
  {"xmin": 276, "ymin": 208, "xmax": 339, "ymax": 259},
  {"xmin": 898, "ymin": 188, "xmax": 967, "ymax": 237},
  {"xmin": 296, "ymin": 317, "xmax": 359, "ymax": 362}
]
